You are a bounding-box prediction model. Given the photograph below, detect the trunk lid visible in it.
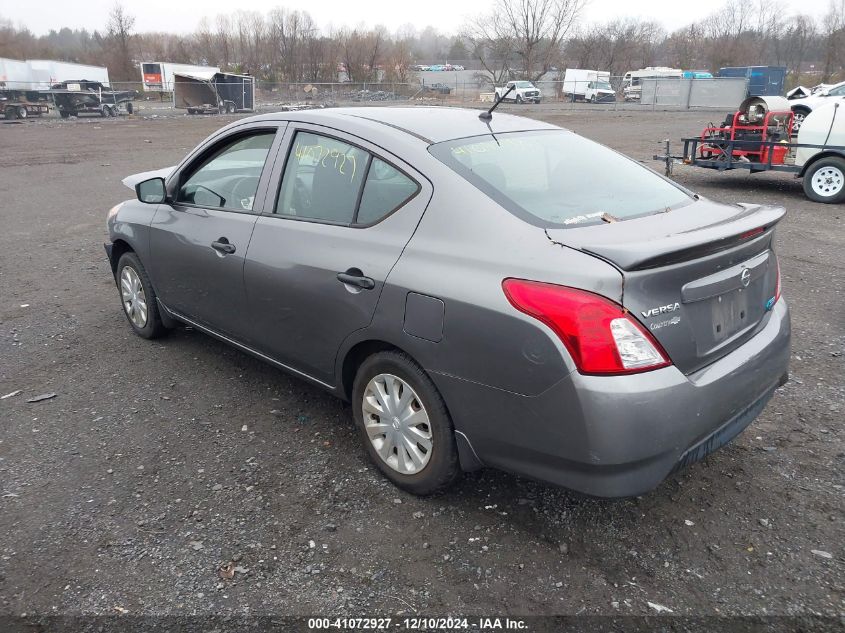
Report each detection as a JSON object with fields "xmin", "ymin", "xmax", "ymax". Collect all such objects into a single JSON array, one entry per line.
[{"xmin": 546, "ymin": 200, "xmax": 784, "ymax": 374}]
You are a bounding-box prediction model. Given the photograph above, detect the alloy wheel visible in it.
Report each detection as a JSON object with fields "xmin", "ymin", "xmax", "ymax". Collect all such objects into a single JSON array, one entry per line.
[
  {"xmin": 362, "ymin": 373, "xmax": 433, "ymax": 475},
  {"xmin": 120, "ymin": 266, "xmax": 148, "ymax": 329}
]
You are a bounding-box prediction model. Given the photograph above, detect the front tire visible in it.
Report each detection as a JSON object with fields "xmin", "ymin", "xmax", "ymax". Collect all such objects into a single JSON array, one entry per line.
[
  {"xmin": 352, "ymin": 351, "xmax": 461, "ymax": 495},
  {"xmin": 115, "ymin": 252, "xmax": 168, "ymax": 339},
  {"xmin": 803, "ymin": 156, "xmax": 845, "ymax": 203},
  {"xmin": 516, "ymin": 95, "xmax": 523, "ymax": 104}
]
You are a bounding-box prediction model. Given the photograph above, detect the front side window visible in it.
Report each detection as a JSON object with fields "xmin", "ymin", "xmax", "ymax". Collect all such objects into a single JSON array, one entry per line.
[
  {"xmin": 276, "ymin": 132, "xmax": 419, "ymax": 225},
  {"xmin": 177, "ymin": 132, "xmax": 275, "ymax": 211},
  {"xmin": 430, "ymin": 130, "xmax": 692, "ymax": 227}
]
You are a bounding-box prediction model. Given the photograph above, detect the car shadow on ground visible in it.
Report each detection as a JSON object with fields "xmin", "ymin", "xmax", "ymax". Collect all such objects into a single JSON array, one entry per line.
[{"xmin": 151, "ymin": 323, "xmax": 703, "ymax": 534}]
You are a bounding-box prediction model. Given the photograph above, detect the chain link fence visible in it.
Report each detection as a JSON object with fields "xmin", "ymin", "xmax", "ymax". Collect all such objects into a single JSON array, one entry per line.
[{"xmin": 2, "ymin": 76, "xmax": 753, "ymax": 118}]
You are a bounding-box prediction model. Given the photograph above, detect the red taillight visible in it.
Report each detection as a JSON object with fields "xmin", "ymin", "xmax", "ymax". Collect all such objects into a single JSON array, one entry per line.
[
  {"xmin": 502, "ymin": 279, "xmax": 671, "ymax": 375},
  {"xmin": 739, "ymin": 227, "xmax": 765, "ymax": 241}
]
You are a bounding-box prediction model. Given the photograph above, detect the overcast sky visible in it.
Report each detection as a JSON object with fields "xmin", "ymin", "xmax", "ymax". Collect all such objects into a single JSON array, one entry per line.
[{"xmin": 2, "ymin": 0, "xmax": 835, "ymax": 36}]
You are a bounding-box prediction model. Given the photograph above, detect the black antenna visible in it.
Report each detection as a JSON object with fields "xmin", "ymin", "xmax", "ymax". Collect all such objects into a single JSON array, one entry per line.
[{"xmin": 479, "ymin": 84, "xmax": 515, "ymax": 120}]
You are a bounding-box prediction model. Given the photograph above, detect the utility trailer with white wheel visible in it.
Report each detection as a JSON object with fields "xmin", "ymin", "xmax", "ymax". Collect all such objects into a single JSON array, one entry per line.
[
  {"xmin": 0, "ymin": 57, "xmax": 50, "ymax": 119},
  {"xmin": 656, "ymin": 99, "xmax": 845, "ymax": 203},
  {"xmin": 1, "ymin": 96, "xmax": 49, "ymax": 120}
]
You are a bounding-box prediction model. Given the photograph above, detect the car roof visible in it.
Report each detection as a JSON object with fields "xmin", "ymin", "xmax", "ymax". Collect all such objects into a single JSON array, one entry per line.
[{"xmin": 241, "ymin": 106, "xmax": 561, "ymax": 144}]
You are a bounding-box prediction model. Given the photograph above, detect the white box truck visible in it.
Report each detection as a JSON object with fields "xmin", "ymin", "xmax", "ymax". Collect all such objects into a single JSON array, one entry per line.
[
  {"xmin": 562, "ymin": 69, "xmax": 613, "ymax": 102},
  {"xmin": 141, "ymin": 62, "xmax": 221, "ymax": 93}
]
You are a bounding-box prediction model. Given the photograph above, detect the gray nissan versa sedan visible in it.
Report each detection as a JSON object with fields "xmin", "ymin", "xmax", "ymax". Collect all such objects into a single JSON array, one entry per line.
[{"xmin": 105, "ymin": 107, "xmax": 790, "ymax": 497}]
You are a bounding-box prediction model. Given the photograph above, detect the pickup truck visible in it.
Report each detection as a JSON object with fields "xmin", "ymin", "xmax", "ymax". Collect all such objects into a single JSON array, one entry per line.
[{"xmin": 494, "ymin": 81, "xmax": 541, "ymax": 104}]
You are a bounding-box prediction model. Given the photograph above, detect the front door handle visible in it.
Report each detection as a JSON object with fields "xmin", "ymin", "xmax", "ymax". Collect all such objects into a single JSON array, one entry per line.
[
  {"xmin": 211, "ymin": 238, "xmax": 236, "ymax": 255},
  {"xmin": 337, "ymin": 269, "xmax": 375, "ymax": 290}
]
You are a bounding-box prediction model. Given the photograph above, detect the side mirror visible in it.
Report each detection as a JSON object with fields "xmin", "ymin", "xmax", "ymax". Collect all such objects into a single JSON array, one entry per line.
[{"xmin": 135, "ymin": 177, "xmax": 167, "ymax": 204}]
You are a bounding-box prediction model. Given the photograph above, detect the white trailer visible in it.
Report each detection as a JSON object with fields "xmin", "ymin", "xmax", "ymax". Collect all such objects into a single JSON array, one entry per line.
[
  {"xmin": 622, "ymin": 67, "xmax": 683, "ymax": 101},
  {"xmin": 0, "ymin": 57, "xmax": 50, "ymax": 119},
  {"xmin": 141, "ymin": 62, "xmax": 221, "ymax": 93},
  {"xmin": 562, "ymin": 69, "xmax": 611, "ymax": 101},
  {"xmin": 27, "ymin": 60, "xmax": 110, "ymax": 89},
  {"xmin": 0, "ymin": 57, "xmax": 34, "ymax": 91}
]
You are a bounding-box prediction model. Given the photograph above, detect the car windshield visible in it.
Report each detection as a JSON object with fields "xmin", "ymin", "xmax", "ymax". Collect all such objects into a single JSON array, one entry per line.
[
  {"xmin": 595, "ymin": 82, "xmax": 612, "ymax": 90},
  {"xmin": 429, "ymin": 130, "xmax": 692, "ymax": 227},
  {"xmin": 514, "ymin": 81, "xmax": 534, "ymax": 88}
]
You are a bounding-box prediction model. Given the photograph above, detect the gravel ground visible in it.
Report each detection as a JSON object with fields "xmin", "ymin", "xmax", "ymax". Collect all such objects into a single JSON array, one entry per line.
[{"xmin": 0, "ymin": 106, "xmax": 843, "ymax": 624}]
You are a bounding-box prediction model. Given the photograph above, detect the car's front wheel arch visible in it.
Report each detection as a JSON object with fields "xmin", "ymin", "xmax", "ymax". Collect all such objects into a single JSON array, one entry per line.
[{"xmin": 108, "ymin": 239, "xmax": 133, "ymax": 276}]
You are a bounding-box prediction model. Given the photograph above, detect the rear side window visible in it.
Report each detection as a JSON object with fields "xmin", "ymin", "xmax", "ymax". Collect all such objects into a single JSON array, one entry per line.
[
  {"xmin": 276, "ymin": 132, "xmax": 368, "ymax": 223},
  {"xmin": 429, "ymin": 129, "xmax": 691, "ymax": 227},
  {"xmin": 275, "ymin": 132, "xmax": 419, "ymax": 226},
  {"xmin": 177, "ymin": 132, "xmax": 275, "ymax": 211},
  {"xmin": 357, "ymin": 158, "xmax": 419, "ymax": 225}
]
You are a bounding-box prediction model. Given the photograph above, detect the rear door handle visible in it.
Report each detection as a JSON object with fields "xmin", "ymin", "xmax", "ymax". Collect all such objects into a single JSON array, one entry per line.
[
  {"xmin": 211, "ymin": 239, "xmax": 236, "ymax": 255},
  {"xmin": 337, "ymin": 270, "xmax": 375, "ymax": 290}
]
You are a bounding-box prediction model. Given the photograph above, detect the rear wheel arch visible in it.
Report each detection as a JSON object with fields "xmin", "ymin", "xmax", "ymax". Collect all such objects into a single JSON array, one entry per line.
[{"xmin": 340, "ymin": 339, "xmax": 410, "ymax": 401}]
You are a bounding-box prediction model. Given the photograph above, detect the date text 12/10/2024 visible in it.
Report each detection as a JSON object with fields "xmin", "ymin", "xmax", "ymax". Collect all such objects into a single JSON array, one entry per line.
[{"xmin": 307, "ymin": 617, "xmax": 529, "ymax": 630}]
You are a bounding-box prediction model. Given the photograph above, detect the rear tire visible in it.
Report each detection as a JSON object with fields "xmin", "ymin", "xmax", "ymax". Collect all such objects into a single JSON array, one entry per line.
[
  {"xmin": 803, "ymin": 156, "xmax": 845, "ymax": 203},
  {"xmin": 5, "ymin": 106, "xmax": 17, "ymax": 120},
  {"xmin": 59, "ymin": 110, "xmax": 70, "ymax": 119},
  {"xmin": 17, "ymin": 106, "xmax": 27, "ymax": 119},
  {"xmin": 352, "ymin": 351, "xmax": 461, "ymax": 495},
  {"xmin": 115, "ymin": 252, "xmax": 168, "ymax": 339}
]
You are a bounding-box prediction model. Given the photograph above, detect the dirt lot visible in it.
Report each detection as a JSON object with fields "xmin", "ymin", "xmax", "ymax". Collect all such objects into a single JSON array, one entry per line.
[{"xmin": 0, "ymin": 106, "xmax": 842, "ymax": 624}]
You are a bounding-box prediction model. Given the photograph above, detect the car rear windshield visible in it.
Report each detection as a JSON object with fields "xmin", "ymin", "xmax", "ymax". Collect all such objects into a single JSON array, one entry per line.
[{"xmin": 429, "ymin": 130, "xmax": 692, "ymax": 227}]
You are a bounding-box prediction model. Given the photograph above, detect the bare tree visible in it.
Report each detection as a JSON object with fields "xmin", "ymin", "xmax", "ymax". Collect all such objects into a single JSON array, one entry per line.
[
  {"xmin": 215, "ymin": 14, "xmax": 233, "ymax": 70},
  {"xmin": 339, "ymin": 27, "xmax": 384, "ymax": 83},
  {"xmin": 821, "ymin": 0, "xmax": 845, "ymax": 81},
  {"xmin": 106, "ymin": 3, "xmax": 135, "ymax": 81},
  {"xmin": 464, "ymin": 0, "xmax": 586, "ymax": 84}
]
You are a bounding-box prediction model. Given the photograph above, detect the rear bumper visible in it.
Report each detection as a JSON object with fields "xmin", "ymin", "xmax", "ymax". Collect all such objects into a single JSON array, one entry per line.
[{"xmin": 434, "ymin": 299, "xmax": 791, "ymax": 497}]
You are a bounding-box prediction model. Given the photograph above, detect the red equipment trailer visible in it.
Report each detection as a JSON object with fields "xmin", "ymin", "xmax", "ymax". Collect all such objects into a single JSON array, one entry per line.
[{"xmin": 697, "ymin": 96, "xmax": 794, "ymax": 167}]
